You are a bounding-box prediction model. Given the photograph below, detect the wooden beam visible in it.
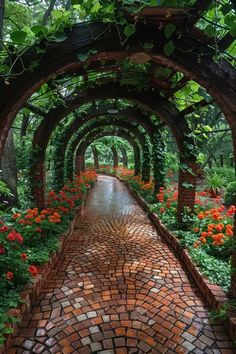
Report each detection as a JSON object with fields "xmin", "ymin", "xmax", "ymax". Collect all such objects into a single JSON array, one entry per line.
[
  {"xmin": 183, "ymin": 0, "xmax": 212, "ymax": 29},
  {"xmin": 181, "ymin": 98, "xmax": 213, "ymax": 116},
  {"xmin": 165, "ymin": 76, "xmax": 189, "ymax": 98},
  {"xmin": 25, "ymin": 102, "xmax": 46, "ymax": 117}
]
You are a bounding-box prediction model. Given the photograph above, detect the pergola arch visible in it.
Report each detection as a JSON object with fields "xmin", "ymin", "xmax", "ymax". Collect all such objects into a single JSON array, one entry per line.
[
  {"xmin": 66, "ymin": 120, "xmax": 147, "ymax": 180},
  {"xmin": 74, "ymin": 128, "xmax": 142, "ymax": 174},
  {"xmin": 0, "ymin": 11, "xmax": 235, "ymax": 296},
  {"xmin": 67, "ymin": 129, "xmax": 141, "ymax": 179},
  {"xmin": 29, "ymin": 81, "xmax": 196, "ymax": 218},
  {"xmin": 50, "ymin": 106, "xmax": 158, "ymax": 190}
]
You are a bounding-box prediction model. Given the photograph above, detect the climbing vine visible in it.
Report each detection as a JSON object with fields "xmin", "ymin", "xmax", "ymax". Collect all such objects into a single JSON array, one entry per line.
[{"xmin": 152, "ymin": 129, "xmax": 167, "ymax": 194}]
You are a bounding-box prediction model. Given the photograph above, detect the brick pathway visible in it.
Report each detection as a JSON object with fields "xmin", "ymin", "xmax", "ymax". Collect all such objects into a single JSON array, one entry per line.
[{"xmin": 9, "ymin": 176, "xmax": 235, "ymax": 353}]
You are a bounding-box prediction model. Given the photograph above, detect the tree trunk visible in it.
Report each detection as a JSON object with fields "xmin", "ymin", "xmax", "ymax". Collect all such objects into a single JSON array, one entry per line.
[
  {"xmin": 92, "ymin": 146, "xmax": 99, "ymax": 169},
  {"xmin": 0, "ymin": 129, "xmax": 18, "ymax": 206},
  {"xmin": 20, "ymin": 112, "xmax": 30, "ymax": 139},
  {"xmin": 42, "ymin": 0, "xmax": 57, "ymax": 26},
  {"xmin": 119, "ymin": 146, "xmax": 128, "ymax": 167},
  {"xmin": 220, "ymin": 154, "xmax": 224, "ymax": 167},
  {"xmin": 111, "ymin": 146, "xmax": 118, "ymax": 168}
]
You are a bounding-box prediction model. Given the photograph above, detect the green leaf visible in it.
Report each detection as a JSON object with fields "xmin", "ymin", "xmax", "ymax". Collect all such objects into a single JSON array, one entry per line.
[
  {"xmin": 77, "ymin": 53, "xmax": 89, "ymax": 62},
  {"xmin": 31, "ymin": 26, "xmax": 47, "ymax": 36},
  {"xmin": 71, "ymin": 0, "xmax": 79, "ymax": 4},
  {"xmin": 221, "ymin": 3, "xmax": 232, "ymax": 16},
  {"xmin": 204, "ymin": 25, "xmax": 214, "ymax": 38},
  {"xmin": 229, "ymin": 22, "xmax": 236, "ymax": 37},
  {"xmin": 224, "ymin": 14, "xmax": 235, "ymax": 27},
  {"xmin": 163, "ymin": 40, "xmax": 175, "ymax": 56},
  {"xmin": 164, "ymin": 23, "xmax": 176, "ymax": 39},
  {"xmin": 52, "ymin": 9, "xmax": 63, "ymax": 19},
  {"xmin": 91, "ymin": 1, "xmax": 101, "ymax": 13},
  {"xmin": 10, "ymin": 31, "xmax": 27, "ymax": 43},
  {"xmin": 143, "ymin": 42, "xmax": 154, "ymax": 50},
  {"xmin": 124, "ymin": 24, "xmax": 136, "ymax": 37},
  {"xmin": 53, "ymin": 32, "xmax": 67, "ymax": 42}
]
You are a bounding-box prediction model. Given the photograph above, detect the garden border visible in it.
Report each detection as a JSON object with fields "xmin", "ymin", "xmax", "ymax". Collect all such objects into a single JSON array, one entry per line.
[
  {"xmin": 110, "ymin": 173, "xmax": 236, "ymax": 341},
  {"xmin": 0, "ymin": 185, "xmax": 94, "ymax": 354}
]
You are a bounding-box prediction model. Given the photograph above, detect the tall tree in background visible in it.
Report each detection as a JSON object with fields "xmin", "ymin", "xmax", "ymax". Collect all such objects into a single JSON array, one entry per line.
[{"xmin": 42, "ymin": 0, "xmax": 57, "ymax": 26}]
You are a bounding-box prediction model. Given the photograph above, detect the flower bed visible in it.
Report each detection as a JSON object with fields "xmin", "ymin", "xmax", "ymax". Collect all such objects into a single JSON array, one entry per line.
[
  {"xmin": 0, "ymin": 171, "xmax": 97, "ymax": 347},
  {"xmin": 100, "ymin": 166, "xmax": 234, "ymax": 293}
]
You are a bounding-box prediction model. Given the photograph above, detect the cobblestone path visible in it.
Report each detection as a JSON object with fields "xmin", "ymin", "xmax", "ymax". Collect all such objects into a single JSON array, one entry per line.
[{"xmin": 10, "ymin": 176, "xmax": 234, "ymax": 354}]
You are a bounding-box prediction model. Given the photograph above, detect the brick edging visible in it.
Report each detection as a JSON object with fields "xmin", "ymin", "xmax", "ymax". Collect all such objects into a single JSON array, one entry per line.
[
  {"xmin": 0, "ymin": 184, "xmax": 94, "ymax": 354},
  {"xmin": 115, "ymin": 176, "xmax": 236, "ymax": 341}
]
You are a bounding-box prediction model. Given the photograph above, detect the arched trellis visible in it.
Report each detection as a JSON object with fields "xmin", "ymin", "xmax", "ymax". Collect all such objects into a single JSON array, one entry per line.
[
  {"xmin": 29, "ymin": 83, "xmax": 194, "ymax": 219},
  {"xmin": 50, "ymin": 106, "xmax": 158, "ymax": 190},
  {"xmin": 65, "ymin": 120, "xmax": 147, "ymax": 182},
  {"xmin": 0, "ymin": 19, "xmax": 235, "ymax": 294},
  {"xmin": 75, "ymin": 128, "xmax": 143, "ymax": 174},
  {"xmin": 66, "ymin": 129, "xmax": 141, "ymax": 180}
]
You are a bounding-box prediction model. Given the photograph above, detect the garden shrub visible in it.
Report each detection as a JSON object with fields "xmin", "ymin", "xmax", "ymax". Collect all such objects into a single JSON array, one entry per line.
[{"xmin": 224, "ymin": 181, "xmax": 236, "ymax": 206}]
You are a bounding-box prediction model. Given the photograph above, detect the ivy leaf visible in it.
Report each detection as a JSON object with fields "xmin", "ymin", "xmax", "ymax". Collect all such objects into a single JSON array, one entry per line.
[
  {"xmin": 163, "ymin": 40, "xmax": 175, "ymax": 56},
  {"xmin": 52, "ymin": 9, "xmax": 63, "ymax": 19},
  {"xmin": 204, "ymin": 25, "xmax": 214, "ymax": 38},
  {"xmin": 224, "ymin": 14, "xmax": 235, "ymax": 27},
  {"xmin": 91, "ymin": 1, "xmax": 101, "ymax": 13},
  {"xmin": 10, "ymin": 31, "xmax": 27, "ymax": 43},
  {"xmin": 143, "ymin": 42, "xmax": 154, "ymax": 50},
  {"xmin": 229, "ymin": 22, "xmax": 236, "ymax": 37},
  {"xmin": 77, "ymin": 53, "xmax": 89, "ymax": 62},
  {"xmin": 221, "ymin": 3, "xmax": 232, "ymax": 16},
  {"xmin": 53, "ymin": 32, "xmax": 67, "ymax": 42},
  {"xmin": 31, "ymin": 26, "xmax": 47, "ymax": 36},
  {"xmin": 124, "ymin": 24, "xmax": 136, "ymax": 37},
  {"xmin": 164, "ymin": 23, "xmax": 176, "ymax": 39}
]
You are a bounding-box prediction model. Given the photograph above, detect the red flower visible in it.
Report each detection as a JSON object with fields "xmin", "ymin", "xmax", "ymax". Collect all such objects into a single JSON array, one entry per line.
[
  {"xmin": 28, "ymin": 265, "xmax": 38, "ymax": 276},
  {"xmin": 6, "ymin": 271, "xmax": 14, "ymax": 280},
  {"xmin": 21, "ymin": 253, "xmax": 27, "ymax": 261},
  {"xmin": 0, "ymin": 245, "xmax": 5, "ymax": 254},
  {"xmin": 35, "ymin": 227, "xmax": 42, "ymax": 233},
  {"xmin": 0, "ymin": 225, "xmax": 9, "ymax": 233}
]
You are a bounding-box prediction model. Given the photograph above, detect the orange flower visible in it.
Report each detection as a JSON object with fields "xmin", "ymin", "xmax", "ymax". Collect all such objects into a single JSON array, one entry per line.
[
  {"xmin": 34, "ymin": 217, "xmax": 42, "ymax": 223},
  {"xmin": 12, "ymin": 213, "xmax": 21, "ymax": 220},
  {"xmin": 28, "ymin": 265, "xmax": 38, "ymax": 276},
  {"xmin": 194, "ymin": 228, "xmax": 199, "ymax": 233},
  {"xmin": 197, "ymin": 213, "xmax": 204, "ymax": 220}
]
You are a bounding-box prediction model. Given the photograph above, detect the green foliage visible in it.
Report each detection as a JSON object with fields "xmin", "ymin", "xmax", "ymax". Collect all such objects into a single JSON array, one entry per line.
[
  {"xmin": 204, "ymin": 172, "xmax": 226, "ymax": 194},
  {"xmin": 152, "ymin": 130, "xmax": 166, "ymax": 193},
  {"xmin": 141, "ymin": 140, "xmax": 151, "ymax": 183},
  {"xmin": 190, "ymin": 248, "xmax": 231, "ymax": 292},
  {"xmin": 224, "ymin": 181, "xmax": 236, "ymax": 207},
  {"xmin": 0, "ymin": 180, "xmax": 11, "ymax": 197}
]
